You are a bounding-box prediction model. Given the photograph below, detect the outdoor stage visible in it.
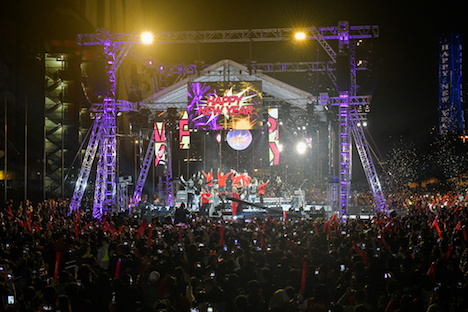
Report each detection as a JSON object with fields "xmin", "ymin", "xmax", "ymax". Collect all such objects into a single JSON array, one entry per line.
[{"xmin": 159, "ymin": 189, "xmax": 373, "ymax": 220}]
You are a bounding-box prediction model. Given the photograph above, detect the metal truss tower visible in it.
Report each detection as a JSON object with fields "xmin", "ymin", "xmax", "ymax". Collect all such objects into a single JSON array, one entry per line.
[{"xmin": 70, "ymin": 30, "xmax": 143, "ymax": 217}]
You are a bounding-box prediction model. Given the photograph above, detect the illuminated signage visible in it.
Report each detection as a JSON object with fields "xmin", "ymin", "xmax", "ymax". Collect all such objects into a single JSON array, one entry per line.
[
  {"xmin": 188, "ymin": 81, "xmax": 262, "ymax": 130},
  {"xmin": 154, "ymin": 122, "xmax": 166, "ymax": 166},
  {"xmin": 227, "ymin": 130, "xmax": 252, "ymax": 151},
  {"xmin": 179, "ymin": 111, "xmax": 190, "ymax": 149},
  {"xmin": 439, "ymin": 34, "xmax": 464, "ymax": 134},
  {"xmin": 268, "ymin": 108, "xmax": 280, "ymax": 166}
]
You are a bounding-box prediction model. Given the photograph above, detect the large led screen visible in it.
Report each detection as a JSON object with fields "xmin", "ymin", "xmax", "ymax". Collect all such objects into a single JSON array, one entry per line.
[{"xmin": 188, "ymin": 81, "xmax": 262, "ymax": 130}]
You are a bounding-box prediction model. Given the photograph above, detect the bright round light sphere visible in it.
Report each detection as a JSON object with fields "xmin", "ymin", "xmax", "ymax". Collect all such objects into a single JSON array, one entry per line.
[
  {"xmin": 295, "ymin": 31, "xmax": 306, "ymax": 41},
  {"xmin": 141, "ymin": 32, "xmax": 154, "ymax": 44},
  {"xmin": 296, "ymin": 142, "xmax": 307, "ymax": 154}
]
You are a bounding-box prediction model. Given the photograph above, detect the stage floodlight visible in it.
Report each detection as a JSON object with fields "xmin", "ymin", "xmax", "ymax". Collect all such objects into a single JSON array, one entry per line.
[
  {"xmin": 141, "ymin": 32, "xmax": 154, "ymax": 44},
  {"xmin": 295, "ymin": 31, "xmax": 306, "ymax": 41},
  {"xmin": 296, "ymin": 142, "xmax": 307, "ymax": 154}
]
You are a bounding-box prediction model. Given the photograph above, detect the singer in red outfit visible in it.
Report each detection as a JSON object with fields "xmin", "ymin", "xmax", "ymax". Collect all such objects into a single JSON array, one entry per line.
[
  {"xmin": 217, "ymin": 170, "xmax": 232, "ymax": 192},
  {"xmin": 202, "ymin": 170, "xmax": 213, "ymax": 187},
  {"xmin": 258, "ymin": 180, "xmax": 269, "ymax": 206},
  {"xmin": 200, "ymin": 187, "xmax": 211, "ymax": 217},
  {"xmin": 231, "ymin": 171, "xmax": 244, "ymax": 188}
]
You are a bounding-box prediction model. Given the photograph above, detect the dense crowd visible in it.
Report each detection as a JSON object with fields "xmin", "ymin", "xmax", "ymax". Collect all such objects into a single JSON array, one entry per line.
[{"xmin": 0, "ymin": 191, "xmax": 467, "ymax": 312}]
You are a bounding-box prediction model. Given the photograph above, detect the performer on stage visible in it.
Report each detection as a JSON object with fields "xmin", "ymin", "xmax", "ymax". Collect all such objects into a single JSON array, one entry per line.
[
  {"xmin": 200, "ymin": 187, "xmax": 211, "ymax": 217},
  {"xmin": 209, "ymin": 188, "xmax": 222, "ymax": 218},
  {"xmin": 202, "ymin": 169, "xmax": 214, "ymax": 187},
  {"xmin": 231, "ymin": 170, "xmax": 244, "ymax": 188},
  {"xmin": 258, "ymin": 179, "xmax": 269, "ymax": 206},
  {"xmin": 180, "ymin": 175, "xmax": 195, "ymax": 210},
  {"xmin": 193, "ymin": 178, "xmax": 203, "ymax": 210},
  {"xmin": 241, "ymin": 170, "xmax": 251, "ymax": 187},
  {"xmin": 275, "ymin": 176, "xmax": 283, "ymax": 208},
  {"xmin": 248, "ymin": 178, "xmax": 259, "ymax": 207},
  {"xmin": 217, "ymin": 169, "xmax": 232, "ymax": 192},
  {"xmin": 231, "ymin": 186, "xmax": 240, "ymax": 216}
]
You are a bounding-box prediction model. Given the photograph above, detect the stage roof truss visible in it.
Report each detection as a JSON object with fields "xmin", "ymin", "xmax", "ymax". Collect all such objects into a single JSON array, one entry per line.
[{"xmin": 142, "ymin": 59, "xmax": 325, "ymax": 121}]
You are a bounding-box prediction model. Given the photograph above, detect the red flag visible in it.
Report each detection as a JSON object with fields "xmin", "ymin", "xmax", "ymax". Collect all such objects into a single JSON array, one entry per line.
[
  {"xmin": 300, "ymin": 259, "xmax": 308, "ymax": 293},
  {"xmin": 48, "ymin": 221, "xmax": 53, "ymax": 231},
  {"xmin": 54, "ymin": 252, "xmax": 61, "ymax": 280},
  {"xmin": 327, "ymin": 221, "xmax": 332, "ymax": 237},
  {"xmin": 147, "ymin": 224, "xmax": 153, "ymax": 246},
  {"xmin": 75, "ymin": 209, "xmax": 80, "ymax": 224},
  {"xmin": 26, "ymin": 221, "xmax": 33, "ymax": 235},
  {"xmin": 267, "ymin": 216, "xmax": 277, "ymax": 226},
  {"xmin": 260, "ymin": 231, "xmax": 264, "ymax": 247},
  {"xmin": 464, "ymin": 229, "xmax": 467, "ymax": 241},
  {"xmin": 114, "ymin": 259, "xmax": 121, "ymax": 279},
  {"xmin": 314, "ymin": 222, "xmax": 320, "ymax": 236},
  {"xmin": 283, "ymin": 211, "xmax": 287, "ymax": 222},
  {"xmin": 427, "ymin": 261, "xmax": 436, "ymax": 283},
  {"xmin": 446, "ymin": 244, "xmax": 453, "ymax": 261},
  {"xmin": 433, "ymin": 218, "xmax": 442, "ymax": 239},
  {"xmin": 352, "ymin": 241, "xmax": 368, "ymax": 264},
  {"xmin": 74, "ymin": 221, "xmax": 79, "ymax": 240},
  {"xmin": 384, "ymin": 222, "xmax": 392, "ymax": 232},
  {"xmin": 136, "ymin": 220, "xmax": 148, "ymax": 239},
  {"xmin": 455, "ymin": 221, "xmax": 462, "ymax": 231},
  {"xmin": 15, "ymin": 217, "xmax": 23, "ymax": 227},
  {"xmin": 219, "ymin": 226, "xmax": 225, "ymax": 245},
  {"xmin": 34, "ymin": 223, "xmax": 41, "ymax": 234}
]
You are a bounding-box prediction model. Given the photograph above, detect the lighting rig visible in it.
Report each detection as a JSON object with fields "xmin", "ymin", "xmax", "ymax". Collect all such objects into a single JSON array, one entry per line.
[
  {"xmin": 70, "ymin": 22, "xmax": 387, "ymax": 218},
  {"xmin": 69, "ymin": 30, "xmax": 153, "ymax": 218},
  {"xmin": 142, "ymin": 21, "xmax": 387, "ymax": 216}
]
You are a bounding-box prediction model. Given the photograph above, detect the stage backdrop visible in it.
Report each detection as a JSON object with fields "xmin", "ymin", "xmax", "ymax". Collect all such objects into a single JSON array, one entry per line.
[{"xmin": 187, "ymin": 81, "xmax": 263, "ymax": 130}]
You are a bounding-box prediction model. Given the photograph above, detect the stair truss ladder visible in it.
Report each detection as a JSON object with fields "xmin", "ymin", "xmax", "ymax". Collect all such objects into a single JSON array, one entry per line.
[
  {"xmin": 349, "ymin": 109, "xmax": 387, "ymax": 214},
  {"xmin": 132, "ymin": 135, "xmax": 156, "ymax": 206},
  {"xmin": 69, "ymin": 120, "xmax": 103, "ymax": 211}
]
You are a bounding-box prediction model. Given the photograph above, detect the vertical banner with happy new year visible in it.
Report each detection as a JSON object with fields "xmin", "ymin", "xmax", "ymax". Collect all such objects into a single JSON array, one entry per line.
[
  {"xmin": 268, "ymin": 108, "xmax": 280, "ymax": 166},
  {"xmin": 179, "ymin": 111, "xmax": 190, "ymax": 149},
  {"xmin": 154, "ymin": 122, "xmax": 166, "ymax": 166}
]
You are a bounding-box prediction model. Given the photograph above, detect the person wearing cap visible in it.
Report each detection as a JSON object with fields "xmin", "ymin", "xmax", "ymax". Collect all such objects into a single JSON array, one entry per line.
[{"xmin": 141, "ymin": 271, "xmax": 161, "ymax": 308}]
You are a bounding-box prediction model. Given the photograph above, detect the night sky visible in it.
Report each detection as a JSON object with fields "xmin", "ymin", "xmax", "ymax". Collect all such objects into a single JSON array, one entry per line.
[{"xmin": 134, "ymin": 0, "xmax": 468, "ymax": 155}]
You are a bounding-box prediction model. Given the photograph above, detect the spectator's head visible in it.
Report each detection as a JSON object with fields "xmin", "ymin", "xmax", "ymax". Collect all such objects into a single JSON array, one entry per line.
[
  {"xmin": 43, "ymin": 285, "xmax": 57, "ymax": 305},
  {"xmin": 353, "ymin": 304, "xmax": 368, "ymax": 312},
  {"xmin": 269, "ymin": 289, "xmax": 290, "ymax": 311},
  {"xmin": 56, "ymin": 295, "xmax": 72, "ymax": 312},
  {"xmin": 247, "ymin": 279, "xmax": 259, "ymax": 296},
  {"xmin": 149, "ymin": 271, "xmax": 160, "ymax": 284},
  {"xmin": 234, "ymin": 294, "xmax": 249, "ymax": 311}
]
